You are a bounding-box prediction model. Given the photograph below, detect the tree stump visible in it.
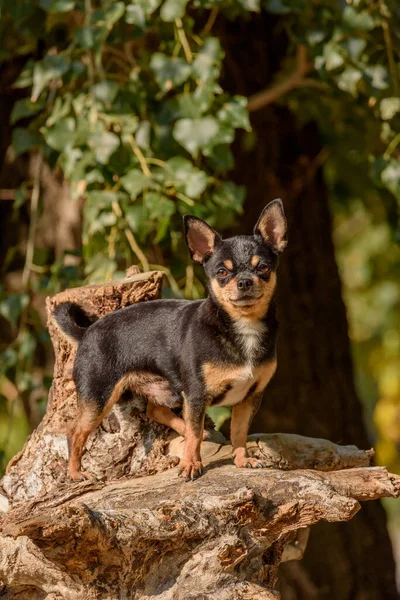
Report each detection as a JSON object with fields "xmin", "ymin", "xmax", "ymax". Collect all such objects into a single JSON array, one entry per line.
[{"xmin": 1, "ymin": 271, "xmax": 399, "ymax": 599}]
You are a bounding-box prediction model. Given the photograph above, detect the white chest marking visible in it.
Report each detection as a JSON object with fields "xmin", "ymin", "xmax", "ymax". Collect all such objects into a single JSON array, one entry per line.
[{"xmin": 234, "ymin": 319, "xmax": 265, "ymax": 364}]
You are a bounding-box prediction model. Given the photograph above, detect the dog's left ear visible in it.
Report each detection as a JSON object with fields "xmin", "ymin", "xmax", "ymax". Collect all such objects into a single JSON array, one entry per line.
[
  {"xmin": 183, "ymin": 215, "xmax": 222, "ymax": 264},
  {"xmin": 254, "ymin": 198, "xmax": 287, "ymax": 253}
]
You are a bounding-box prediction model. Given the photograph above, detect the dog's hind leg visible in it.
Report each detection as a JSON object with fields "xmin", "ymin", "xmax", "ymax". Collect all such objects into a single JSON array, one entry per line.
[
  {"xmin": 146, "ymin": 402, "xmax": 186, "ymax": 436},
  {"xmin": 68, "ymin": 379, "xmax": 127, "ymax": 481}
]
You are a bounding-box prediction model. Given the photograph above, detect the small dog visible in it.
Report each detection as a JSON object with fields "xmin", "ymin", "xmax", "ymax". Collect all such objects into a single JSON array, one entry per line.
[{"xmin": 53, "ymin": 199, "xmax": 287, "ymax": 481}]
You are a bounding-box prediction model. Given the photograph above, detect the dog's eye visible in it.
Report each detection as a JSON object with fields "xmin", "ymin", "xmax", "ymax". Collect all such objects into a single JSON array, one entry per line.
[
  {"xmin": 257, "ymin": 263, "xmax": 270, "ymax": 275},
  {"xmin": 217, "ymin": 268, "xmax": 229, "ymax": 278}
]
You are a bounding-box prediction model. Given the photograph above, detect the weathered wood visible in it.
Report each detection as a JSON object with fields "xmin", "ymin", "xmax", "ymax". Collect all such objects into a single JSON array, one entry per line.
[{"xmin": 0, "ymin": 271, "xmax": 399, "ymax": 600}]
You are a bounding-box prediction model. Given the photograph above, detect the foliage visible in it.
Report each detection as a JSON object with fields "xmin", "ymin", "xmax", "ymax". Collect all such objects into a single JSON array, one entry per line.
[{"xmin": 0, "ymin": 0, "xmax": 399, "ymax": 478}]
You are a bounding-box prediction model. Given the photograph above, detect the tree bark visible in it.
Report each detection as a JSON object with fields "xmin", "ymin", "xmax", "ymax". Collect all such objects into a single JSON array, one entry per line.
[
  {"xmin": 218, "ymin": 12, "xmax": 399, "ymax": 600},
  {"xmin": 1, "ymin": 272, "xmax": 399, "ymax": 599}
]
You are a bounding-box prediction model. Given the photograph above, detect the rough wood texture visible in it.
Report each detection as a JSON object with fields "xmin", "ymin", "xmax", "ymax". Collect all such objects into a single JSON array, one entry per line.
[
  {"xmin": 1, "ymin": 270, "xmax": 165, "ymax": 504},
  {"xmin": 1, "ymin": 272, "xmax": 399, "ymax": 600}
]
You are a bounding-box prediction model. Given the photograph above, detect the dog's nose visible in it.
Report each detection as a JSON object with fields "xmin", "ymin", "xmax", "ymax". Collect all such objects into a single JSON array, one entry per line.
[{"xmin": 237, "ymin": 278, "xmax": 253, "ymax": 291}]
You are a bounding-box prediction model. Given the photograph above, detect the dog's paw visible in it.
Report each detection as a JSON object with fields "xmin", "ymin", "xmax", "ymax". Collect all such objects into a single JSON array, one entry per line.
[
  {"xmin": 69, "ymin": 470, "xmax": 96, "ymax": 482},
  {"xmin": 177, "ymin": 459, "xmax": 203, "ymax": 481},
  {"xmin": 234, "ymin": 456, "xmax": 267, "ymax": 469},
  {"xmin": 202, "ymin": 429, "xmax": 212, "ymax": 440}
]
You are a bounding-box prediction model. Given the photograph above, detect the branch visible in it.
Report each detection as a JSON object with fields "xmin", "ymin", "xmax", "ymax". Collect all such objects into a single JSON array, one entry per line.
[{"xmin": 248, "ymin": 45, "xmax": 313, "ymax": 112}]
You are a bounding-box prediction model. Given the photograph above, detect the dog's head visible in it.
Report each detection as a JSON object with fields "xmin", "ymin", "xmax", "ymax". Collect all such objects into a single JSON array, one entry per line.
[{"xmin": 183, "ymin": 199, "xmax": 287, "ymax": 320}]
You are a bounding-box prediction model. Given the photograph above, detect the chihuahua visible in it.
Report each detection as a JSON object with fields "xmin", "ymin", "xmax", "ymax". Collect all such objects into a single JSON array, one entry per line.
[{"xmin": 53, "ymin": 198, "xmax": 287, "ymax": 481}]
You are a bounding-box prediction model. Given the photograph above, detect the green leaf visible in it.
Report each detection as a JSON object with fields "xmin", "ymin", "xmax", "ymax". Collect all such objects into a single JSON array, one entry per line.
[
  {"xmin": 381, "ymin": 160, "xmax": 400, "ymax": 199},
  {"xmin": 88, "ymin": 131, "xmax": 120, "ymax": 164},
  {"xmin": 337, "ymin": 68, "xmax": 362, "ymax": 96},
  {"xmin": 160, "ymin": 0, "xmax": 189, "ymax": 22},
  {"xmin": 212, "ymin": 181, "xmax": 245, "ymax": 212},
  {"xmin": 120, "ymin": 169, "xmax": 160, "ymax": 198},
  {"xmin": 0, "ymin": 294, "xmax": 29, "ymax": 328},
  {"xmin": 343, "ymin": 6, "xmax": 375, "ymax": 31},
  {"xmin": 237, "ymin": 0, "xmax": 260, "ymax": 11},
  {"xmin": 86, "ymin": 190, "xmax": 119, "ymax": 208},
  {"xmin": 93, "ymin": 81, "xmax": 119, "ymax": 104},
  {"xmin": 145, "ymin": 192, "xmax": 175, "ymax": 220},
  {"xmin": 324, "ymin": 44, "xmax": 344, "ymax": 71},
  {"xmin": 380, "ymin": 98, "xmax": 400, "ymax": 121},
  {"xmin": 166, "ymin": 157, "xmax": 208, "ymax": 198},
  {"xmin": 32, "ymin": 54, "xmax": 69, "ymax": 101},
  {"xmin": 173, "ymin": 117, "xmax": 219, "ymax": 158},
  {"xmin": 12, "ymin": 128, "xmax": 41, "ymax": 157},
  {"xmin": 46, "ymin": 93, "xmax": 72, "ymax": 127},
  {"xmin": 192, "ymin": 38, "xmax": 223, "ymax": 84},
  {"xmin": 49, "ymin": 0, "xmax": 75, "ymax": 11},
  {"xmin": 74, "ymin": 26, "xmax": 95, "ymax": 49},
  {"xmin": 10, "ymin": 98, "xmax": 44, "ymax": 125},
  {"xmin": 150, "ymin": 53, "xmax": 192, "ymax": 91},
  {"xmin": 125, "ymin": 204, "xmax": 145, "ymax": 232},
  {"xmin": 13, "ymin": 60, "xmax": 34, "ymax": 89},
  {"xmin": 365, "ymin": 66, "xmax": 389, "ymax": 90},
  {"xmin": 126, "ymin": 0, "xmax": 161, "ymax": 18},
  {"xmin": 217, "ymin": 96, "xmax": 250, "ymax": 131},
  {"xmin": 125, "ymin": 4, "xmax": 145, "ymax": 26},
  {"xmin": 102, "ymin": 2, "xmax": 125, "ymax": 26},
  {"xmin": 43, "ymin": 117, "xmax": 75, "ymax": 152}
]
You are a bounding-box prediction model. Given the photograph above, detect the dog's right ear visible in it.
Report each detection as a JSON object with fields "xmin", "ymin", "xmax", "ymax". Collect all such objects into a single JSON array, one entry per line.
[{"xmin": 183, "ymin": 215, "xmax": 222, "ymax": 264}]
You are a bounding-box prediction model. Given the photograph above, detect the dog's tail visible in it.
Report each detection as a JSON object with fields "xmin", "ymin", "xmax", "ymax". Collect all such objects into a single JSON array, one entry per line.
[{"xmin": 52, "ymin": 302, "xmax": 96, "ymax": 344}]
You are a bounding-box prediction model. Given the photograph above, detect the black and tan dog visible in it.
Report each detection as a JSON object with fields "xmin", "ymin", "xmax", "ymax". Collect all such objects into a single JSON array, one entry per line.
[{"xmin": 53, "ymin": 199, "xmax": 287, "ymax": 481}]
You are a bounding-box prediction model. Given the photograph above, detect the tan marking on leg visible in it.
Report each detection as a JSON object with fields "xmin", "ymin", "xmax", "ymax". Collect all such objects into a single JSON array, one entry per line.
[
  {"xmin": 68, "ymin": 374, "xmax": 135, "ymax": 481},
  {"xmin": 178, "ymin": 399, "xmax": 205, "ymax": 480},
  {"xmin": 147, "ymin": 402, "xmax": 186, "ymax": 436},
  {"xmin": 223, "ymin": 259, "xmax": 233, "ymax": 270},
  {"xmin": 231, "ymin": 394, "xmax": 266, "ymax": 469}
]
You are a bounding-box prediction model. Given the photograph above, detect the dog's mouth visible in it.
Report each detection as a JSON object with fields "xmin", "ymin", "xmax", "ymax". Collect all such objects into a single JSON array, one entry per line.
[{"xmin": 229, "ymin": 294, "xmax": 263, "ymax": 307}]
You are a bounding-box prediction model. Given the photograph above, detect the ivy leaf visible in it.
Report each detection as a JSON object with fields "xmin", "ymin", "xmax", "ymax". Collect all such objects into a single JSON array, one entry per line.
[
  {"xmin": 12, "ymin": 128, "xmax": 42, "ymax": 157},
  {"xmin": 237, "ymin": 0, "xmax": 260, "ymax": 11},
  {"xmin": 32, "ymin": 55, "xmax": 70, "ymax": 101},
  {"xmin": 166, "ymin": 157, "xmax": 208, "ymax": 198},
  {"xmin": 343, "ymin": 6, "xmax": 375, "ymax": 32},
  {"xmin": 160, "ymin": 0, "xmax": 189, "ymax": 22},
  {"xmin": 93, "ymin": 81, "xmax": 119, "ymax": 105},
  {"xmin": 381, "ymin": 160, "xmax": 400, "ymax": 199},
  {"xmin": 265, "ymin": 0, "xmax": 290, "ymax": 14},
  {"xmin": 173, "ymin": 117, "xmax": 219, "ymax": 158},
  {"xmin": 365, "ymin": 66, "xmax": 389, "ymax": 90},
  {"xmin": 126, "ymin": 0, "xmax": 161, "ymax": 18},
  {"xmin": 88, "ymin": 131, "xmax": 120, "ymax": 164},
  {"xmin": 380, "ymin": 98, "xmax": 400, "ymax": 121},
  {"xmin": 120, "ymin": 169, "xmax": 160, "ymax": 198},
  {"xmin": 212, "ymin": 181, "xmax": 245, "ymax": 212},
  {"xmin": 217, "ymin": 96, "xmax": 250, "ymax": 131},
  {"xmin": 46, "ymin": 94, "xmax": 72, "ymax": 127},
  {"xmin": 337, "ymin": 68, "xmax": 362, "ymax": 96},
  {"xmin": 43, "ymin": 117, "xmax": 75, "ymax": 152},
  {"xmin": 125, "ymin": 5, "xmax": 145, "ymax": 27},
  {"xmin": 145, "ymin": 192, "xmax": 175, "ymax": 220},
  {"xmin": 192, "ymin": 38, "xmax": 223, "ymax": 84},
  {"xmin": 150, "ymin": 53, "xmax": 192, "ymax": 91},
  {"xmin": 49, "ymin": 0, "xmax": 75, "ymax": 11},
  {"xmin": 10, "ymin": 98, "xmax": 44, "ymax": 125},
  {"xmin": 0, "ymin": 294, "xmax": 29, "ymax": 328}
]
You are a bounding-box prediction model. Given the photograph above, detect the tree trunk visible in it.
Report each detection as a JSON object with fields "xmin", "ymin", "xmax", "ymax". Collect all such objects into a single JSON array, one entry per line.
[
  {"xmin": 218, "ymin": 12, "xmax": 399, "ymax": 599},
  {"xmin": 0, "ymin": 271, "xmax": 399, "ymax": 598}
]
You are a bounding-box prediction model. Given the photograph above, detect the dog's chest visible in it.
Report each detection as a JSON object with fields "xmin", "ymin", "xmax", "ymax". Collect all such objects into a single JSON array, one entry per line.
[{"xmin": 234, "ymin": 319, "xmax": 265, "ymax": 362}]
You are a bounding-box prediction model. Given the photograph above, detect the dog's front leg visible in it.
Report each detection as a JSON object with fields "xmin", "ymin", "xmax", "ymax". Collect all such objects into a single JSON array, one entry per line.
[
  {"xmin": 231, "ymin": 393, "xmax": 266, "ymax": 469},
  {"xmin": 178, "ymin": 396, "xmax": 205, "ymax": 480}
]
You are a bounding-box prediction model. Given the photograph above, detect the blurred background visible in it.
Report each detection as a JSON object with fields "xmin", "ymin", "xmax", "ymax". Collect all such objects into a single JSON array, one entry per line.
[{"xmin": 0, "ymin": 0, "xmax": 399, "ymax": 597}]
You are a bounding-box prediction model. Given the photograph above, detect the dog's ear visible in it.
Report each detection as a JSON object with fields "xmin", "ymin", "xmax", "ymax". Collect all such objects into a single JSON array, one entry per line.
[
  {"xmin": 183, "ymin": 215, "xmax": 222, "ymax": 264},
  {"xmin": 254, "ymin": 199, "xmax": 287, "ymax": 253}
]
